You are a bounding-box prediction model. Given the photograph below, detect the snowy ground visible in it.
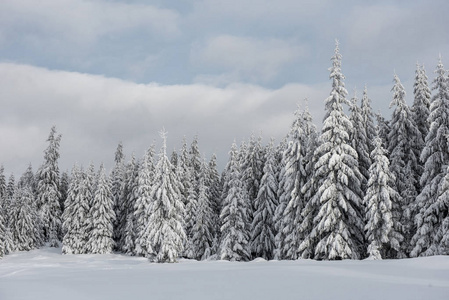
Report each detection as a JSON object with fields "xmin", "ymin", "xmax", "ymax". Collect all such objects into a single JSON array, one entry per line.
[{"xmin": 0, "ymin": 248, "xmax": 448, "ymax": 300}]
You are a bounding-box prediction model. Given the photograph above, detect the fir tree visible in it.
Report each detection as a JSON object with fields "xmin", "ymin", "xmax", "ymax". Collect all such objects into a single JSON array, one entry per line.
[
  {"xmin": 59, "ymin": 171, "xmax": 69, "ymax": 213},
  {"xmin": 142, "ymin": 130, "xmax": 186, "ymax": 263},
  {"xmin": 361, "ymin": 86, "xmax": 376, "ymax": 154},
  {"xmin": 62, "ymin": 166, "xmax": 90, "ymax": 254},
  {"xmin": 364, "ymin": 134, "xmax": 403, "ymax": 259},
  {"xmin": 220, "ymin": 142, "xmax": 251, "ymax": 261},
  {"xmin": 412, "ymin": 57, "xmax": 449, "ymax": 257},
  {"xmin": 86, "ymin": 164, "xmax": 116, "ymax": 254},
  {"xmin": 251, "ymin": 139, "xmax": 278, "ymax": 260},
  {"xmin": 388, "ymin": 74, "xmax": 421, "ymax": 256},
  {"xmin": 308, "ymin": 41, "xmax": 365, "ymax": 260},
  {"xmin": 190, "ymin": 162, "xmax": 214, "ymax": 260},
  {"xmin": 134, "ymin": 146, "xmax": 155, "ymax": 257},
  {"xmin": 111, "ymin": 142, "xmax": 125, "ymax": 249},
  {"xmin": 10, "ymin": 186, "xmax": 38, "ymax": 251},
  {"xmin": 350, "ymin": 91, "xmax": 370, "ymax": 193},
  {"xmin": 36, "ymin": 126, "xmax": 62, "ymax": 247}
]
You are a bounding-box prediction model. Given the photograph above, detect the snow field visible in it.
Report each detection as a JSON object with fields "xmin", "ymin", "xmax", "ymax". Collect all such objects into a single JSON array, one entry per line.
[{"xmin": 1, "ymin": 247, "xmax": 448, "ymax": 300}]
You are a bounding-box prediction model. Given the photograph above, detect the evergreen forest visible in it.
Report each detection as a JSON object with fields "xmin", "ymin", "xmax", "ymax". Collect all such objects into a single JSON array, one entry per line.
[{"xmin": 1, "ymin": 42, "xmax": 449, "ymax": 262}]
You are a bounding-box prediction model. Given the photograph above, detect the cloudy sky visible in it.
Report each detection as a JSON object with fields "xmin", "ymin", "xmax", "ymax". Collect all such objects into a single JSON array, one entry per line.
[{"xmin": 1, "ymin": 0, "xmax": 448, "ymax": 176}]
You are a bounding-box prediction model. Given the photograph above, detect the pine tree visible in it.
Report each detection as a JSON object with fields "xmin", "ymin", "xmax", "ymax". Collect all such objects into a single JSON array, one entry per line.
[
  {"xmin": 142, "ymin": 130, "xmax": 186, "ymax": 263},
  {"xmin": 296, "ymin": 106, "xmax": 320, "ymax": 259},
  {"xmin": 36, "ymin": 126, "xmax": 62, "ymax": 247},
  {"xmin": 220, "ymin": 142, "xmax": 251, "ymax": 261},
  {"xmin": 86, "ymin": 164, "xmax": 116, "ymax": 254},
  {"xmin": 119, "ymin": 156, "xmax": 139, "ymax": 254},
  {"xmin": 111, "ymin": 142, "xmax": 125, "ymax": 249},
  {"xmin": 364, "ymin": 134, "xmax": 403, "ymax": 259},
  {"xmin": 251, "ymin": 139, "xmax": 278, "ymax": 260},
  {"xmin": 207, "ymin": 154, "xmax": 222, "ymax": 253},
  {"xmin": 308, "ymin": 41, "xmax": 365, "ymax": 260},
  {"xmin": 412, "ymin": 56, "xmax": 449, "ymax": 257},
  {"xmin": 134, "ymin": 146, "xmax": 155, "ymax": 257},
  {"xmin": 350, "ymin": 91, "xmax": 370, "ymax": 193},
  {"xmin": 388, "ymin": 74, "xmax": 421, "ymax": 256},
  {"xmin": 62, "ymin": 166, "xmax": 90, "ymax": 254},
  {"xmin": 10, "ymin": 186, "xmax": 38, "ymax": 251},
  {"xmin": 412, "ymin": 64, "xmax": 431, "ymax": 162},
  {"xmin": 276, "ymin": 106, "xmax": 310, "ymax": 260},
  {"xmin": 361, "ymin": 86, "xmax": 376, "ymax": 154},
  {"xmin": 190, "ymin": 162, "xmax": 214, "ymax": 260}
]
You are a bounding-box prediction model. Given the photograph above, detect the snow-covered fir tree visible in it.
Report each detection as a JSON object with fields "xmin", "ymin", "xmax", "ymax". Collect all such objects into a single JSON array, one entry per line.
[
  {"xmin": 62, "ymin": 165, "xmax": 90, "ymax": 254},
  {"xmin": 295, "ymin": 105, "xmax": 320, "ymax": 259},
  {"xmin": 86, "ymin": 164, "xmax": 116, "ymax": 254},
  {"xmin": 142, "ymin": 130, "xmax": 186, "ymax": 263},
  {"xmin": 361, "ymin": 86, "xmax": 376, "ymax": 154},
  {"xmin": 111, "ymin": 142, "xmax": 125, "ymax": 249},
  {"xmin": 364, "ymin": 133, "xmax": 403, "ymax": 259},
  {"xmin": 35, "ymin": 126, "xmax": 62, "ymax": 247},
  {"xmin": 251, "ymin": 139, "xmax": 278, "ymax": 260},
  {"xmin": 412, "ymin": 64, "xmax": 431, "ymax": 171},
  {"xmin": 220, "ymin": 142, "xmax": 251, "ymax": 261},
  {"xmin": 350, "ymin": 91, "xmax": 370, "ymax": 193},
  {"xmin": 10, "ymin": 186, "xmax": 39, "ymax": 251},
  {"xmin": 133, "ymin": 146, "xmax": 155, "ymax": 257},
  {"xmin": 412, "ymin": 57, "xmax": 449, "ymax": 257},
  {"xmin": 307, "ymin": 41, "xmax": 365, "ymax": 260},
  {"xmin": 275, "ymin": 106, "xmax": 309, "ymax": 260},
  {"xmin": 207, "ymin": 153, "xmax": 222, "ymax": 245},
  {"xmin": 388, "ymin": 74, "xmax": 421, "ymax": 256},
  {"xmin": 119, "ymin": 156, "xmax": 139, "ymax": 255},
  {"xmin": 190, "ymin": 161, "xmax": 214, "ymax": 260}
]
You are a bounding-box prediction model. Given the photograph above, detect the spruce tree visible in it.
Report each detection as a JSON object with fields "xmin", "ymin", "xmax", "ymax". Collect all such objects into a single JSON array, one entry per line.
[
  {"xmin": 190, "ymin": 162, "xmax": 214, "ymax": 260},
  {"xmin": 364, "ymin": 134, "xmax": 403, "ymax": 259},
  {"xmin": 308, "ymin": 41, "xmax": 365, "ymax": 260},
  {"xmin": 36, "ymin": 126, "xmax": 62, "ymax": 247},
  {"xmin": 86, "ymin": 164, "xmax": 116, "ymax": 254},
  {"xmin": 142, "ymin": 130, "xmax": 186, "ymax": 263},
  {"xmin": 10, "ymin": 186, "xmax": 38, "ymax": 251},
  {"xmin": 388, "ymin": 74, "xmax": 421, "ymax": 256},
  {"xmin": 111, "ymin": 142, "xmax": 125, "ymax": 249},
  {"xmin": 361, "ymin": 86, "xmax": 376, "ymax": 154},
  {"xmin": 412, "ymin": 57, "xmax": 449, "ymax": 256},
  {"xmin": 62, "ymin": 166, "xmax": 90, "ymax": 254},
  {"xmin": 133, "ymin": 146, "xmax": 155, "ymax": 257},
  {"xmin": 251, "ymin": 139, "xmax": 278, "ymax": 260},
  {"xmin": 350, "ymin": 91, "xmax": 370, "ymax": 193},
  {"xmin": 0, "ymin": 211, "xmax": 5, "ymax": 258},
  {"xmin": 219, "ymin": 142, "xmax": 251, "ymax": 261}
]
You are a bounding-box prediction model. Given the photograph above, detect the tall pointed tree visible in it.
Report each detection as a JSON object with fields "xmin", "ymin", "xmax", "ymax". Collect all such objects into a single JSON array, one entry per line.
[
  {"xmin": 142, "ymin": 130, "xmax": 186, "ymax": 263},
  {"xmin": 307, "ymin": 41, "xmax": 365, "ymax": 260},
  {"xmin": 220, "ymin": 142, "xmax": 251, "ymax": 261},
  {"xmin": 412, "ymin": 56, "xmax": 449, "ymax": 257},
  {"xmin": 251, "ymin": 139, "xmax": 278, "ymax": 260},
  {"xmin": 134, "ymin": 146, "xmax": 155, "ymax": 257},
  {"xmin": 350, "ymin": 91, "xmax": 370, "ymax": 194},
  {"xmin": 36, "ymin": 126, "xmax": 62, "ymax": 247},
  {"xmin": 364, "ymin": 133, "xmax": 403, "ymax": 259},
  {"xmin": 388, "ymin": 74, "xmax": 421, "ymax": 256},
  {"xmin": 361, "ymin": 86, "xmax": 376, "ymax": 154},
  {"xmin": 86, "ymin": 164, "xmax": 116, "ymax": 254}
]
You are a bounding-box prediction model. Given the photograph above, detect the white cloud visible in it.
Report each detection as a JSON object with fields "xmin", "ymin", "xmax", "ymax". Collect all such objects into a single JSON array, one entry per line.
[
  {"xmin": 0, "ymin": 63, "xmax": 327, "ymax": 175},
  {"xmin": 192, "ymin": 35, "xmax": 307, "ymax": 82},
  {"xmin": 0, "ymin": 0, "xmax": 180, "ymax": 46}
]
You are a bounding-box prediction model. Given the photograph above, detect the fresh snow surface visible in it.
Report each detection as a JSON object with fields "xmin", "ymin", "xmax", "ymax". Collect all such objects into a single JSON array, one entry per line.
[{"xmin": 0, "ymin": 247, "xmax": 448, "ymax": 300}]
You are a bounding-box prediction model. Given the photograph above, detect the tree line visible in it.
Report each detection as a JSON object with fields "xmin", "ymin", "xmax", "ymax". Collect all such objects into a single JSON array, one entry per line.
[{"xmin": 1, "ymin": 42, "xmax": 448, "ymax": 262}]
